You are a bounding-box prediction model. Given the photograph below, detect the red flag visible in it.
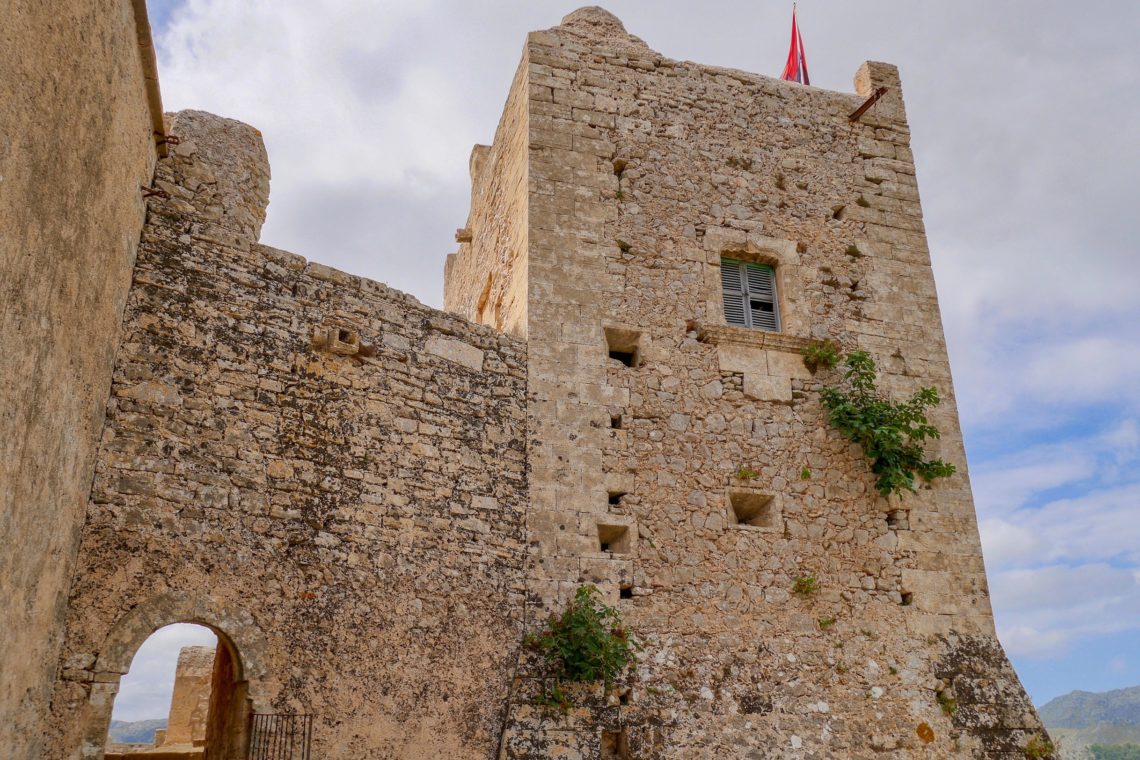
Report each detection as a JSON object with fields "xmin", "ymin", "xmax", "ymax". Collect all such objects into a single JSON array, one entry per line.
[{"xmin": 780, "ymin": 5, "xmax": 810, "ymax": 85}]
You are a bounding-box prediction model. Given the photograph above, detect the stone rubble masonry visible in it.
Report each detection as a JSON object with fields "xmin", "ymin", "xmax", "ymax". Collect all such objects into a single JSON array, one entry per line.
[
  {"xmin": 46, "ymin": 110, "xmax": 529, "ymax": 759},
  {"xmin": 31, "ymin": 5, "xmax": 1050, "ymax": 760},
  {"xmin": 446, "ymin": 7, "xmax": 1050, "ymax": 759},
  {"xmin": 162, "ymin": 646, "xmax": 216, "ymax": 747},
  {"xmin": 0, "ymin": 2, "xmax": 159, "ymax": 758}
]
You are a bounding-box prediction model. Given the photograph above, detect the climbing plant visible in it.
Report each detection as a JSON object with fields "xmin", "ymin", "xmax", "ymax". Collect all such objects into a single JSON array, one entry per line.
[
  {"xmin": 524, "ymin": 585, "xmax": 639, "ymax": 709},
  {"xmin": 819, "ymin": 351, "xmax": 956, "ymax": 497}
]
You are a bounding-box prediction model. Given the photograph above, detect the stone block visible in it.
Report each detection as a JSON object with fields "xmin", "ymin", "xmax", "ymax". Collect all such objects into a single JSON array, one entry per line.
[
  {"xmin": 424, "ymin": 336, "xmax": 485, "ymax": 371},
  {"xmin": 743, "ymin": 374, "xmax": 792, "ymax": 402}
]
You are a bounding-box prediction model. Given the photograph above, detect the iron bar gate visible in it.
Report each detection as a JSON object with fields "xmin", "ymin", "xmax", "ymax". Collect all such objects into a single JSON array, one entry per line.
[{"xmin": 247, "ymin": 713, "xmax": 313, "ymax": 760}]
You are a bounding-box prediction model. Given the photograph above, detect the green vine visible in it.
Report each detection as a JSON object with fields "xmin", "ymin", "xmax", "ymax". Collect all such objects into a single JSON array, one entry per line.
[
  {"xmin": 820, "ymin": 351, "xmax": 956, "ymax": 497},
  {"xmin": 524, "ymin": 585, "xmax": 639, "ymax": 710}
]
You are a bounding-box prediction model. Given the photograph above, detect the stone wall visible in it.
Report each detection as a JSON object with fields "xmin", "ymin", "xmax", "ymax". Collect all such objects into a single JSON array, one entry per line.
[
  {"xmin": 46, "ymin": 111, "xmax": 529, "ymax": 760},
  {"xmin": 444, "ymin": 52, "xmax": 531, "ymax": 338},
  {"xmin": 163, "ymin": 646, "xmax": 215, "ymax": 747},
  {"xmin": 26, "ymin": 6, "xmax": 1052, "ymax": 759},
  {"xmin": 0, "ymin": 2, "xmax": 159, "ymax": 757},
  {"xmin": 474, "ymin": 8, "xmax": 1049, "ymax": 759}
]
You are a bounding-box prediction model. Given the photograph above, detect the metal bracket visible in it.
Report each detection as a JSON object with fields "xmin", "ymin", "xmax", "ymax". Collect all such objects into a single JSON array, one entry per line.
[
  {"xmin": 848, "ymin": 86, "xmax": 888, "ymax": 123},
  {"xmin": 140, "ymin": 184, "xmax": 170, "ymax": 200}
]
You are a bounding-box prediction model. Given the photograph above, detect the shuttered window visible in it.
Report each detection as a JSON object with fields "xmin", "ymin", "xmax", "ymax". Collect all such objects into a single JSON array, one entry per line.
[{"xmin": 720, "ymin": 258, "xmax": 779, "ymax": 331}]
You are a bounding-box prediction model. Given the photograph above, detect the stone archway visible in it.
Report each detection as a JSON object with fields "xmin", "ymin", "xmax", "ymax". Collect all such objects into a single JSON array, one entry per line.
[{"xmin": 79, "ymin": 593, "xmax": 268, "ymax": 760}]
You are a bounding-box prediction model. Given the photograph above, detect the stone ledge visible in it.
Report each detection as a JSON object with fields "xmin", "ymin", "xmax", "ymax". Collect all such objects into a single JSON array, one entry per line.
[{"xmin": 697, "ymin": 325, "xmax": 815, "ymax": 354}]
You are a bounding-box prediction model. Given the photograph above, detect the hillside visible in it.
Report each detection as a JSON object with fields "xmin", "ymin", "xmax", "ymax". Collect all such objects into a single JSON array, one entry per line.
[
  {"xmin": 106, "ymin": 719, "xmax": 166, "ymax": 745},
  {"xmin": 1042, "ymin": 686, "xmax": 1140, "ymax": 728},
  {"xmin": 1041, "ymin": 686, "xmax": 1140, "ymax": 759}
]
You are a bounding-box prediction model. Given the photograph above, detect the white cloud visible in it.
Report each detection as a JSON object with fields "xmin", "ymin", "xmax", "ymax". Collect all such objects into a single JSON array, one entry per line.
[
  {"xmin": 990, "ymin": 563, "xmax": 1140, "ymax": 658},
  {"xmin": 976, "ymin": 423, "xmax": 1140, "ymax": 658}
]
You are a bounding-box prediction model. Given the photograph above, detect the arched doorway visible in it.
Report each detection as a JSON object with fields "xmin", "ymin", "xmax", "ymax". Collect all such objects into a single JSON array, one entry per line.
[
  {"xmin": 77, "ymin": 593, "xmax": 267, "ymax": 760},
  {"xmin": 107, "ymin": 623, "xmax": 216, "ymax": 753},
  {"xmin": 102, "ymin": 623, "xmax": 248, "ymax": 760}
]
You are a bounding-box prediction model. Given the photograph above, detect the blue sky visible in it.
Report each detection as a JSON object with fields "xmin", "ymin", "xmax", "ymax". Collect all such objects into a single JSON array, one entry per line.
[{"xmin": 116, "ymin": 0, "xmax": 1140, "ymax": 718}]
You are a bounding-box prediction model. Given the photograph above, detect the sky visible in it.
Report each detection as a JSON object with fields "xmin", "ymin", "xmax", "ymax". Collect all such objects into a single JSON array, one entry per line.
[
  {"xmin": 114, "ymin": 0, "xmax": 1140, "ymax": 719},
  {"xmin": 114, "ymin": 624, "xmax": 216, "ymax": 722}
]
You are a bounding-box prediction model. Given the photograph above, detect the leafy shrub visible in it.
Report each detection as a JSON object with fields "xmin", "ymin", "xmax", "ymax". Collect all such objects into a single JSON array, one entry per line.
[
  {"xmin": 792, "ymin": 575, "xmax": 819, "ymax": 595},
  {"xmin": 525, "ymin": 585, "xmax": 638, "ymax": 708},
  {"xmin": 1089, "ymin": 743, "xmax": 1140, "ymax": 760},
  {"xmin": 735, "ymin": 464, "xmax": 760, "ymax": 481},
  {"xmin": 802, "ymin": 340, "xmax": 841, "ymax": 372},
  {"xmin": 1024, "ymin": 734, "xmax": 1057, "ymax": 758},
  {"xmin": 820, "ymin": 351, "xmax": 956, "ymax": 497}
]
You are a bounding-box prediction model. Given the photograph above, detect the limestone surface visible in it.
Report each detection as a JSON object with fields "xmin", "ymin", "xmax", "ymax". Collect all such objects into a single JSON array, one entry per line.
[
  {"xmin": 0, "ymin": 2, "xmax": 158, "ymax": 758},
  {"xmin": 21, "ymin": 6, "xmax": 1052, "ymax": 760}
]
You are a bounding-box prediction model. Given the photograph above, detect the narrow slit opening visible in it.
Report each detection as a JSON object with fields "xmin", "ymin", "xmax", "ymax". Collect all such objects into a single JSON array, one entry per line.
[{"xmin": 601, "ymin": 729, "xmax": 631, "ymax": 760}]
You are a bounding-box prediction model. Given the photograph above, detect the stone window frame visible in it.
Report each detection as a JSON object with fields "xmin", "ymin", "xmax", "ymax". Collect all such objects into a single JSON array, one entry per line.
[
  {"xmin": 701, "ymin": 230, "xmax": 806, "ymax": 338},
  {"xmin": 720, "ymin": 257, "xmax": 780, "ymax": 331}
]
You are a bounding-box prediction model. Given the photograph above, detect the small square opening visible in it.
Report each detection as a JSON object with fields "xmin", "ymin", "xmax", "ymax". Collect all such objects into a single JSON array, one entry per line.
[
  {"xmin": 619, "ymin": 584, "xmax": 634, "ymax": 600},
  {"xmin": 728, "ymin": 491, "xmax": 775, "ymax": 529},
  {"xmin": 601, "ymin": 729, "xmax": 631, "ymax": 760},
  {"xmin": 611, "ymin": 414, "xmax": 623, "ymax": 430},
  {"xmin": 886, "ymin": 510, "xmax": 909, "ymax": 531},
  {"xmin": 608, "ymin": 491, "xmax": 627, "ymax": 507},
  {"xmin": 597, "ymin": 523, "xmax": 631, "ymax": 554},
  {"xmin": 605, "ymin": 327, "xmax": 642, "ymax": 368},
  {"xmin": 901, "ymin": 592, "xmax": 914, "ymax": 607}
]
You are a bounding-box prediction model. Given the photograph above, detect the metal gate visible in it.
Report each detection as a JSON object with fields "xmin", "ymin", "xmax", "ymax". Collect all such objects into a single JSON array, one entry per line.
[{"xmin": 247, "ymin": 713, "xmax": 313, "ymax": 760}]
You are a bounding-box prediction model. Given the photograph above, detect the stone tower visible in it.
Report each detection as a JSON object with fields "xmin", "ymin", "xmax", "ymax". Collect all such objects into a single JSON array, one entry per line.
[
  {"xmin": 445, "ymin": 7, "xmax": 1047, "ymax": 758},
  {"xmin": 19, "ymin": 6, "xmax": 1048, "ymax": 760}
]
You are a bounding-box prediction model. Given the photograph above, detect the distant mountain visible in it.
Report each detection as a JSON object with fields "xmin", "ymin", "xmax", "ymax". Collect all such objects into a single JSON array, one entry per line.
[
  {"xmin": 107, "ymin": 718, "xmax": 167, "ymax": 745},
  {"xmin": 1042, "ymin": 686, "xmax": 1140, "ymax": 729},
  {"xmin": 1040, "ymin": 686, "xmax": 1140, "ymax": 759}
]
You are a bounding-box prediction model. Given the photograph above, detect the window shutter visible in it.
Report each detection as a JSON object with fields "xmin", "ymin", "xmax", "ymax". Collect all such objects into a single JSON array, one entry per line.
[
  {"xmin": 745, "ymin": 263, "xmax": 778, "ymax": 331},
  {"xmin": 720, "ymin": 261, "xmax": 748, "ymax": 327}
]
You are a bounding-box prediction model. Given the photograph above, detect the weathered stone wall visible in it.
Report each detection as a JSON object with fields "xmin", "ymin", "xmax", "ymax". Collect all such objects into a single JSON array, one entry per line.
[
  {"xmin": 443, "ymin": 52, "xmax": 531, "ymax": 337},
  {"xmin": 0, "ymin": 2, "xmax": 158, "ymax": 757},
  {"xmin": 163, "ymin": 646, "xmax": 215, "ymax": 747},
  {"xmin": 489, "ymin": 8, "xmax": 1049, "ymax": 759},
  {"xmin": 25, "ymin": 6, "xmax": 1050, "ymax": 759},
  {"xmin": 46, "ymin": 111, "xmax": 529, "ymax": 759}
]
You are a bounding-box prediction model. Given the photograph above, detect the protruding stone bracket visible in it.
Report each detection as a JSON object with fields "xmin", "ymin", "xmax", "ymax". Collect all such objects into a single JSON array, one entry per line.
[{"xmin": 312, "ymin": 325, "xmax": 362, "ymax": 356}]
